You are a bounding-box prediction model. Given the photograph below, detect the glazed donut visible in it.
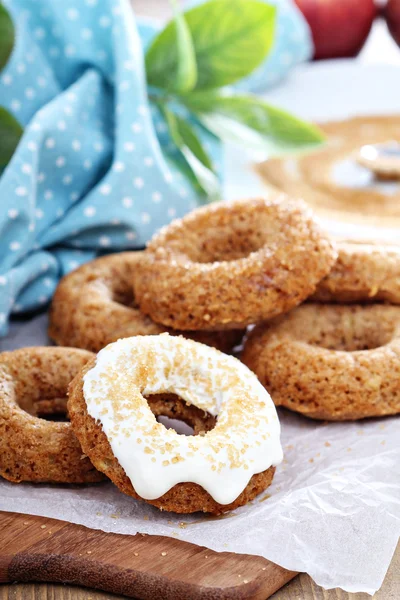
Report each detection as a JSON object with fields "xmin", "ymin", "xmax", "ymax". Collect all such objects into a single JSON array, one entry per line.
[
  {"xmin": 133, "ymin": 197, "xmax": 337, "ymax": 331},
  {"xmin": 242, "ymin": 304, "xmax": 400, "ymax": 421},
  {"xmin": 48, "ymin": 253, "xmax": 243, "ymax": 353},
  {"xmin": 0, "ymin": 347, "xmax": 104, "ymax": 483},
  {"xmin": 313, "ymin": 241, "xmax": 400, "ymax": 304},
  {"xmin": 68, "ymin": 334, "xmax": 283, "ymax": 514}
]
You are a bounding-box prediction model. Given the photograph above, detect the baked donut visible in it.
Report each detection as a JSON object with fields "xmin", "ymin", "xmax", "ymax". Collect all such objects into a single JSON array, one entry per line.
[
  {"xmin": 133, "ymin": 197, "xmax": 337, "ymax": 330},
  {"xmin": 242, "ymin": 304, "xmax": 400, "ymax": 421},
  {"xmin": 68, "ymin": 334, "xmax": 283, "ymax": 514},
  {"xmin": 313, "ymin": 241, "xmax": 400, "ymax": 304},
  {"xmin": 0, "ymin": 347, "xmax": 103, "ymax": 483},
  {"xmin": 48, "ymin": 253, "xmax": 243, "ymax": 353}
]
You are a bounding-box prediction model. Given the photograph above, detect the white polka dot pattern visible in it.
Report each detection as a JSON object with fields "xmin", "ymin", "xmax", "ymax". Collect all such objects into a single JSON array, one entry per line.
[{"xmin": 0, "ymin": 0, "xmax": 309, "ymax": 334}]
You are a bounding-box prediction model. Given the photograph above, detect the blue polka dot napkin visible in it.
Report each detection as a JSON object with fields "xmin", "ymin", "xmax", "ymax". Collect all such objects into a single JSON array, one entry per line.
[{"xmin": 0, "ymin": 0, "xmax": 312, "ymax": 335}]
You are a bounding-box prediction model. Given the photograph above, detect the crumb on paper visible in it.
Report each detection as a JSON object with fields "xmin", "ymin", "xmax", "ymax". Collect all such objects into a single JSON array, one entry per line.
[
  {"xmin": 324, "ymin": 441, "xmax": 331, "ymax": 447},
  {"xmin": 259, "ymin": 493, "xmax": 271, "ymax": 502}
]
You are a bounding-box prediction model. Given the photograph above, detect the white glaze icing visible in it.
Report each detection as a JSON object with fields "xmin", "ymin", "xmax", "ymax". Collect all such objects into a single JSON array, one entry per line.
[{"xmin": 83, "ymin": 334, "xmax": 283, "ymax": 505}]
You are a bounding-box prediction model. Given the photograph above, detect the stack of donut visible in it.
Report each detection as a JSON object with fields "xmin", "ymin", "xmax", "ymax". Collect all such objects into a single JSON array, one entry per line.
[
  {"xmin": 1, "ymin": 195, "xmax": 399, "ymax": 515},
  {"xmin": 242, "ymin": 239, "xmax": 400, "ymax": 420}
]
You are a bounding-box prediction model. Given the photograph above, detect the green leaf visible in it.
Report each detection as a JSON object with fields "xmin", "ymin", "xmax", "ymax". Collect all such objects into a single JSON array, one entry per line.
[
  {"xmin": 171, "ymin": 1, "xmax": 197, "ymax": 93},
  {"xmin": 174, "ymin": 117, "xmax": 215, "ymax": 172},
  {"xmin": 162, "ymin": 106, "xmax": 220, "ymax": 200},
  {"xmin": 0, "ymin": 107, "xmax": 23, "ymax": 169},
  {"xmin": 0, "ymin": 3, "xmax": 14, "ymax": 73},
  {"xmin": 146, "ymin": 0, "xmax": 276, "ymax": 91},
  {"xmin": 182, "ymin": 91, "xmax": 325, "ymax": 154},
  {"xmin": 146, "ymin": 1, "xmax": 197, "ymax": 92},
  {"xmin": 166, "ymin": 153, "xmax": 206, "ymax": 200}
]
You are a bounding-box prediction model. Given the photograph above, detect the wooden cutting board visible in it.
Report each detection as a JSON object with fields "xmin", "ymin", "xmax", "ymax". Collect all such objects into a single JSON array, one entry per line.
[{"xmin": 0, "ymin": 510, "xmax": 297, "ymax": 599}]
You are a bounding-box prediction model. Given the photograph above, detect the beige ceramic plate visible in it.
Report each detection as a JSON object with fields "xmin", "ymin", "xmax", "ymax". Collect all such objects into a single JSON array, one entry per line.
[{"xmin": 224, "ymin": 61, "xmax": 400, "ymax": 243}]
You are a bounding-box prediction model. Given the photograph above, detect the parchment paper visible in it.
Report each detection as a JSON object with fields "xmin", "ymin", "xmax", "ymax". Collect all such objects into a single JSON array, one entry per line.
[{"xmin": 1, "ymin": 314, "xmax": 399, "ymax": 595}]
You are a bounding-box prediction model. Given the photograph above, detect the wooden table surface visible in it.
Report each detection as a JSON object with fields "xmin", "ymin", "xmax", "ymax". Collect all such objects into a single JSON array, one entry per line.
[{"xmin": 1, "ymin": 1, "xmax": 399, "ymax": 599}]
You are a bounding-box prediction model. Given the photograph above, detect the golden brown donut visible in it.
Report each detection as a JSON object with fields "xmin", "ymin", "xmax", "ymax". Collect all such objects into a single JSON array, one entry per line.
[
  {"xmin": 48, "ymin": 252, "xmax": 243, "ymax": 353},
  {"xmin": 242, "ymin": 304, "xmax": 400, "ymax": 421},
  {"xmin": 133, "ymin": 197, "xmax": 337, "ymax": 331},
  {"xmin": 313, "ymin": 241, "xmax": 400, "ymax": 304},
  {"xmin": 0, "ymin": 347, "xmax": 104, "ymax": 483}
]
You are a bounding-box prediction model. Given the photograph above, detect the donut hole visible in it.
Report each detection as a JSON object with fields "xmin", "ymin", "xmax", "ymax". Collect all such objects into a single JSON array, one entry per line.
[
  {"xmin": 306, "ymin": 314, "xmax": 397, "ymax": 351},
  {"xmin": 34, "ymin": 397, "xmax": 69, "ymax": 422},
  {"xmin": 8, "ymin": 371, "xmax": 71, "ymax": 423},
  {"xmin": 156, "ymin": 415, "xmax": 194, "ymax": 436},
  {"xmin": 172, "ymin": 209, "xmax": 276, "ymax": 263},
  {"xmin": 114, "ymin": 287, "xmax": 136, "ymax": 308},
  {"xmin": 109, "ymin": 279, "xmax": 138, "ymax": 309},
  {"xmin": 24, "ymin": 397, "xmax": 69, "ymax": 422},
  {"xmin": 145, "ymin": 393, "xmax": 216, "ymax": 436}
]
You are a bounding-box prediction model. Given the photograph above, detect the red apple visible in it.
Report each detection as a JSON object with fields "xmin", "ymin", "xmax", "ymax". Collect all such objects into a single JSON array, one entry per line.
[
  {"xmin": 386, "ymin": 0, "xmax": 400, "ymax": 46},
  {"xmin": 295, "ymin": 0, "xmax": 377, "ymax": 60}
]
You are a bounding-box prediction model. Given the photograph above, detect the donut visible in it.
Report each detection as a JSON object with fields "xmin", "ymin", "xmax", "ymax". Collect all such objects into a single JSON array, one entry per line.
[
  {"xmin": 68, "ymin": 334, "xmax": 283, "ymax": 514},
  {"xmin": 133, "ymin": 197, "xmax": 337, "ymax": 331},
  {"xmin": 256, "ymin": 114, "xmax": 400, "ymax": 232},
  {"xmin": 0, "ymin": 347, "xmax": 104, "ymax": 483},
  {"xmin": 242, "ymin": 304, "xmax": 400, "ymax": 421},
  {"xmin": 48, "ymin": 253, "xmax": 243, "ymax": 353},
  {"xmin": 313, "ymin": 241, "xmax": 400, "ymax": 304}
]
